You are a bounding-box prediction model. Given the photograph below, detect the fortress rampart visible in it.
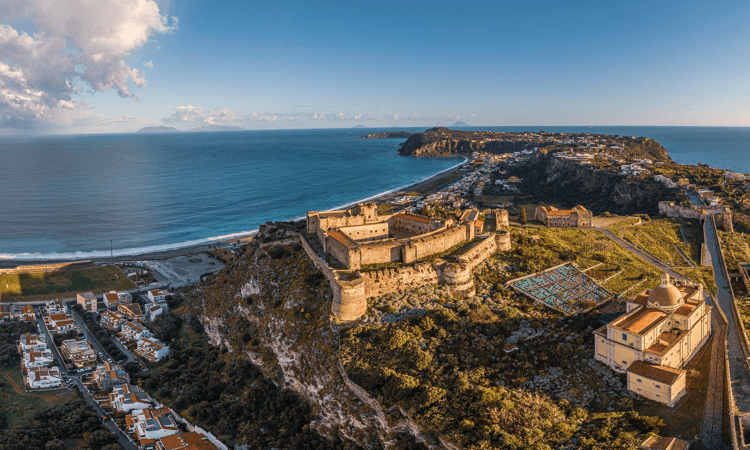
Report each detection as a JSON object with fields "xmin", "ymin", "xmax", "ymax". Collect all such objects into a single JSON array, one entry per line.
[
  {"xmin": 658, "ymin": 201, "xmax": 733, "ymax": 232},
  {"xmin": 302, "ymin": 203, "xmax": 512, "ymax": 320}
]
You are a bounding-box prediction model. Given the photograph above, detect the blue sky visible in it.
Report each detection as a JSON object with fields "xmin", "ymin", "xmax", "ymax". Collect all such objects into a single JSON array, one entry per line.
[{"xmin": 1, "ymin": 0, "xmax": 749, "ymax": 133}]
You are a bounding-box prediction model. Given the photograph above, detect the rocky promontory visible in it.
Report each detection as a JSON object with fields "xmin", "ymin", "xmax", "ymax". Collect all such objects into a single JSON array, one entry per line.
[{"xmin": 360, "ymin": 130, "xmax": 415, "ymax": 139}]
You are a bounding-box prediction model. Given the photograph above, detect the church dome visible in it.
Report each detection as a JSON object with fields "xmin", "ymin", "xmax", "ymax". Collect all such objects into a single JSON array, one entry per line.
[{"xmin": 647, "ymin": 274, "xmax": 684, "ymax": 311}]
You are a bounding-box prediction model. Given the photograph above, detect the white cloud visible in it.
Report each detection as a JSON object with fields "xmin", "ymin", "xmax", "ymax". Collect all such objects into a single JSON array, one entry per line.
[
  {"xmin": 0, "ymin": 0, "xmax": 174, "ymax": 130},
  {"xmin": 143, "ymin": 60, "xmax": 154, "ymax": 69}
]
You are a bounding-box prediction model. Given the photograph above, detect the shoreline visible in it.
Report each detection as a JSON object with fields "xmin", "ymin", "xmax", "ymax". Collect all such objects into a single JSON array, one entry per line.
[{"xmin": 0, "ymin": 158, "xmax": 470, "ymax": 267}]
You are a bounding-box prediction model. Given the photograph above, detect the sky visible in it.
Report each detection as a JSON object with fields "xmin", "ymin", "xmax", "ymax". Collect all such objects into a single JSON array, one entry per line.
[{"xmin": 1, "ymin": 0, "xmax": 749, "ymax": 134}]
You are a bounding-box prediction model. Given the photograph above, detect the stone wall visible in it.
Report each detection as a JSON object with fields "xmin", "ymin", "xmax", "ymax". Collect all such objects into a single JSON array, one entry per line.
[
  {"xmin": 658, "ymin": 200, "xmax": 733, "ymax": 232},
  {"xmin": 326, "ymin": 235, "xmax": 354, "ymax": 269},
  {"xmin": 357, "ymin": 241, "xmax": 403, "ymax": 266},
  {"xmin": 359, "ymin": 262, "xmax": 441, "ymax": 299},
  {"xmin": 406, "ymin": 224, "xmax": 473, "ymax": 263},
  {"xmin": 392, "ymin": 213, "xmax": 442, "ymax": 234},
  {"xmin": 495, "ymin": 209, "xmax": 509, "ymax": 228}
]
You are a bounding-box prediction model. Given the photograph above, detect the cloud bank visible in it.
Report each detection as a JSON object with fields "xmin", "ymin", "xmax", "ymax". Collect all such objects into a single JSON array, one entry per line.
[{"xmin": 0, "ymin": 0, "xmax": 174, "ymax": 131}]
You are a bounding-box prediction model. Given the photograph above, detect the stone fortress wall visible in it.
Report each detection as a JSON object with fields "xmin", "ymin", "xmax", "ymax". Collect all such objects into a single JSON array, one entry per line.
[
  {"xmin": 304, "ymin": 203, "xmax": 512, "ymax": 320},
  {"xmin": 658, "ymin": 201, "xmax": 733, "ymax": 232}
]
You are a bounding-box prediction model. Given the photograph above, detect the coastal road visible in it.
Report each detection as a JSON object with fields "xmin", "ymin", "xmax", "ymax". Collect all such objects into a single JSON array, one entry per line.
[{"xmin": 704, "ymin": 216, "xmax": 750, "ymax": 413}]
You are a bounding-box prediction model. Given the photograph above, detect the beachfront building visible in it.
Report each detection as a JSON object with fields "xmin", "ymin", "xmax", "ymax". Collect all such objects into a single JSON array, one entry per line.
[
  {"xmin": 110, "ymin": 384, "xmax": 153, "ymax": 413},
  {"xmin": 27, "ymin": 366, "xmax": 63, "ymax": 389},
  {"xmin": 60, "ymin": 339, "xmax": 97, "ymax": 369},
  {"xmin": 136, "ymin": 337, "xmax": 170, "ymax": 362},
  {"xmin": 77, "ymin": 291, "xmax": 98, "ymax": 313},
  {"xmin": 594, "ymin": 274, "xmax": 711, "ymax": 406},
  {"xmin": 92, "ymin": 362, "xmax": 130, "ymax": 389},
  {"xmin": 534, "ymin": 205, "xmax": 593, "ymax": 227}
]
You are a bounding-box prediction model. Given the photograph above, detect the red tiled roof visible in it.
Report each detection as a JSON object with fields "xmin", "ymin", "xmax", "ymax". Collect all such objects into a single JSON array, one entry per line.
[
  {"xmin": 394, "ymin": 213, "xmax": 434, "ymax": 224},
  {"xmin": 674, "ymin": 304, "xmax": 695, "ymax": 316},
  {"xmin": 615, "ymin": 308, "xmax": 668, "ymax": 334},
  {"xmin": 327, "ymin": 230, "xmax": 357, "ymax": 249},
  {"xmin": 627, "ymin": 360, "xmax": 684, "ymax": 385}
]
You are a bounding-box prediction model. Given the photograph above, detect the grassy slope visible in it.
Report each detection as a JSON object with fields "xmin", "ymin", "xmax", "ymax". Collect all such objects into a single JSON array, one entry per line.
[{"xmin": 0, "ymin": 365, "xmax": 76, "ymax": 429}]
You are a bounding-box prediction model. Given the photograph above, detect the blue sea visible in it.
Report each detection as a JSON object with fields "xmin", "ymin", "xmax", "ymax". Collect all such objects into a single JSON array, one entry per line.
[{"xmin": 0, "ymin": 126, "xmax": 747, "ymax": 260}]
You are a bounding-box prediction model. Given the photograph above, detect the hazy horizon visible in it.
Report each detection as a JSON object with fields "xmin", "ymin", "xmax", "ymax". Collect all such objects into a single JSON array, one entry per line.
[{"xmin": 2, "ymin": 1, "xmax": 749, "ymax": 135}]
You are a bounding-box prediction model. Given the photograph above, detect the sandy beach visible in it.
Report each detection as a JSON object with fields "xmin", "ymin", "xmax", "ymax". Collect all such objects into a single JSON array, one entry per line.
[{"xmin": 1, "ymin": 159, "xmax": 469, "ymax": 267}]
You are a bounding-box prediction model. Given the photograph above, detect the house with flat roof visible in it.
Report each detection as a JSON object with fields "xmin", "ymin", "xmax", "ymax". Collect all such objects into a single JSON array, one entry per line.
[
  {"xmin": 44, "ymin": 312, "xmax": 79, "ymax": 334},
  {"xmin": 594, "ymin": 274, "xmax": 711, "ymax": 406},
  {"xmin": 60, "ymin": 339, "xmax": 97, "ymax": 368},
  {"xmin": 19, "ymin": 333, "xmax": 47, "ymax": 351},
  {"xmin": 77, "ymin": 291, "xmax": 98, "ymax": 313},
  {"xmin": 120, "ymin": 321, "xmax": 153, "ymax": 342},
  {"xmin": 45, "ymin": 299, "xmax": 67, "ymax": 315},
  {"xmin": 23, "ymin": 348, "xmax": 54, "ymax": 369},
  {"xmin": 100, "ymin": 310, "xmax": 127, "ymax": 332}
]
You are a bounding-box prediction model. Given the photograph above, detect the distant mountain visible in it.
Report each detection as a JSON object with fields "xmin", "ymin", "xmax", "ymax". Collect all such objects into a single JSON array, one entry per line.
[
  {"xmin": 136, "ymin": 126, "xmax": 180, "ymax": 134},
  {"xmin": 187, "ymin": 125, "xmax": 244, "ymax": 132},
  {"xmin": 353, "ymin": 124, "xmax": 366, "ymax": 129},
  {"xmin": 450, "ymin": 121, "xmax": 469, "ymax": 127}
]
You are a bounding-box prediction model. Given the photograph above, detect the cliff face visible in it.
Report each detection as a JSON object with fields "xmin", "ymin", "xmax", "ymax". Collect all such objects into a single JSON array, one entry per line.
[
  {"xmin": 519, "ymin": 154, "xmax": 676, "ymax": 215},
  {"xmin": 188, "ymin": 223, "xmax": 443, "ymax": 449},
  {"xmin": 397, "ymin": 127, "xmax": 670, "ymax": 162}
]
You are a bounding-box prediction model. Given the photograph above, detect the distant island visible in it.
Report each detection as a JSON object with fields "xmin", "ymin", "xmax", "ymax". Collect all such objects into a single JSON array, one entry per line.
[
  {"xmin": 136, "ymin": 126, "xmax": 180, "ymax": 133},
  {"xmin": 450, "ymin": 121, "xmax": 470, "ymax": 127},
  {"xmin": 360, "ymin": 130, "xmax": 415, "ymax": 139},
  {"xmin": 135, "ymin": 125, "xmax": 244, "ymax": 133},
  {"xmin": 352, "ymin": 124, "xmax": 366, "ymax": 129}
]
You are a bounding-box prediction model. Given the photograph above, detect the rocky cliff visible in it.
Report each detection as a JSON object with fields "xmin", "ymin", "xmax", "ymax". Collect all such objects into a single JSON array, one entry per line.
[
  {"xmin": 187, "ymin": 222, "xmax": 448, "ymax": 449},
  {"xmin": 518, "ymin": 153, "xmax": 677, "ymax": 215},
  {"xmin": 360, "ymin": 131, "xmax": 415, "ymax": 139}
]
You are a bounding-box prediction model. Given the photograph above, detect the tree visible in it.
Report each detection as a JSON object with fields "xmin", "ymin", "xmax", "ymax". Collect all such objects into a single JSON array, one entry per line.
[{"xmin": 519, "ymin": 208, "xmax": 528, "ymax": 225}]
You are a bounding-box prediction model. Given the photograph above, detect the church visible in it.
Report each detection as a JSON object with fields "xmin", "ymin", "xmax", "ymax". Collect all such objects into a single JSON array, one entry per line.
[{"xmin": 594, "ymin": 274, "xmax": 712, "ymax": 406}]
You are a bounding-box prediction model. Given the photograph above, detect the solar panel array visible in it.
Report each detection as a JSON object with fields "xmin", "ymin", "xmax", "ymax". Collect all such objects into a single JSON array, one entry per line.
[{"xmin": 510, "ymin": 264, "xmax": 611, "ymax": 315}]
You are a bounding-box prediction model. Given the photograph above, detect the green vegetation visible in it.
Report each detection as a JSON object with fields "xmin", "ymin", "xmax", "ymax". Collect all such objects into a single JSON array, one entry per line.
[
  {"xmin": 518, "ymin": 207, "xmax": 527, "ymax": 225},
  {"xmin": 608, "ymin": 218, "xmax": 702, "ymax": 267},
  {"xmin": 718, "ymin": 230, "xmax": 750, "ymax": 272},
  {"xmin": 0, "ymin": 266, "xmax": 135, "ymax": 302},
  {"xmin": 0, "ymin": 365, "xmax": 75, "ymax": 430},
  {"xmin": 498, "ymin": 227, "xmax": 662, "ymax": 296},
  {"xmin": 340, "ymin": 303, "xmax": 666, "ymax": 449},
  {"xmin": 676, "ymin": 268, "xmax": 717, "ymax": 295},
  {"xmin": 737, "ymin": 297, "xmax": 750, "ymax": 343}
]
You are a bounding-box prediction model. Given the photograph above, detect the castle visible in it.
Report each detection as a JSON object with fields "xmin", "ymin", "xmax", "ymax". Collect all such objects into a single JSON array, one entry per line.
[
  {"xmin": 304, "ymin": 203, "xmax": 511, "ymax": 320},
  {"xmin": 594, "ymin": 274, "xmax": 712, "ymax": 406},
  {"xmin": 658, "ymin": 201, "xmax": 733, "ymax": 232},
  {"xmin": 534, "ymin": 205, "xmax": 593, "ymax": 227}
]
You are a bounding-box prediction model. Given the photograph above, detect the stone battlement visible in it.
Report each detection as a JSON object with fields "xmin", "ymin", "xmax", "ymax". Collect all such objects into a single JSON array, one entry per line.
[{"xmin": 658, "ymin": 201, "xmax": 733, "ymax": 232}]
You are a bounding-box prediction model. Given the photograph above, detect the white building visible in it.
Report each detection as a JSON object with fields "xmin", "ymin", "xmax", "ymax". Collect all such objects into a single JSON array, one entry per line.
[
  {"xmin": 136, "ymin": 338, "xmax": 170, "ymax": 362},
  {"xmin": 147, "ymin": 305, "xmax": 163, "ymax": 322},
  {"xmin": 120, "ymin": 321, "xmax": 153, "ymax": 342},
  {"xmin": 19, "ymin": 333, "xmax": 47, "ymax": 351},
  {"xmin": 128, "ymin": 408, "xmax": 179, "ymax": 441},
  {"xmin": 23, "ymin": 348, "xmax": 54, "ymax": 368},
  {"xmin": 27, "ymin": 366, "xmax": 63, "ymax": 389},
  {"xmin": 110, "ymin": 384, "xmax": 153, "ymax": 413},
  {"xmin": 45, "ymin": 300, "xmax": 68, "ymax": 315},
  {"xmin": 594, "ymin": 274, "xmax": 711, "ymax": 406},
  {"xmin": 147, "ymin": 289, "xmax": 168, "ymax": 303},
  {"xmin": 103, "ymin": 290, "xmax": 133, "ymax": 307}
]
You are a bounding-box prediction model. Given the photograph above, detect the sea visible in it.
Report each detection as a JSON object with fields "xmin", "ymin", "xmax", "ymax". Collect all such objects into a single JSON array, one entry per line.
[{"xmin": 0, "ymin": 126, "xmax": 748, "ymax": 261}]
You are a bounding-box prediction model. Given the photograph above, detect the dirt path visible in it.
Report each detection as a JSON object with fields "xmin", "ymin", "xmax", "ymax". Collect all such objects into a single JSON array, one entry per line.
[{"xmin": 5, "ymin": 373, "xmax": 25, "ymax": 394}]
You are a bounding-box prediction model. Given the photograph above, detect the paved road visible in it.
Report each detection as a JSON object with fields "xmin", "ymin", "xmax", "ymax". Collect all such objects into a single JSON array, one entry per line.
[
  {"xmin": 701, "ymin": 298, "xmax": 730, "ymax": 450},
  {"xmin": 33, "ymin": 308, "xmax": 136, "ymax": 450},
  {"xmin": 69, "ymin": 309, "xmax": 136, "ymax": 364},
  {"xmin": 704, "ymin": 215, "xmax": 750, "ymax": 413}
]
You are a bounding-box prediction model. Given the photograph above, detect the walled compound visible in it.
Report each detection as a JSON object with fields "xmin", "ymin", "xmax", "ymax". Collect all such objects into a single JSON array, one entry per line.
[
  {"xmin": 303, "ymin": 202, "xmax": 512, "ymax": 320},
  {"xmin": 658, "ymin": 201, "xmax": 733, "ymax": 232},
  {"xmin": 534, "ymin": 205, "xmax": 593, "ymax": 227}
]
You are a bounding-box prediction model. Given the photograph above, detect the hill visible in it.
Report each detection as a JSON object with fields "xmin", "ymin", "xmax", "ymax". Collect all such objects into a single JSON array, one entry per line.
[
  {"xmin": 450, "ymin": 121, "xmax": 469, "ymax": 127},
  {"xmin": 187, "ymin": 125, "xmax": 243, "ymax": 132},
  {"xmin": 360, "ymin": 130, "xmax": 414, "ymax": 139},
  {"xmin": 352, "ymin": 124, "xmax": 366, "ymax": 129},
  {"xmin": 136, "ymin": 126, "xmax": 180, "ymax": 133}
]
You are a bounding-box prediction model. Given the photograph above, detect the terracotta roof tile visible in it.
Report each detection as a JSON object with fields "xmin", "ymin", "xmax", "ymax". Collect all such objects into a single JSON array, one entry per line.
[
  {"xmin": 394, "ymin": 213, "xmax": 435, "ymax": 224},
  {"xmin": 615, "ymin": 308, "xmax": 668, "ymax": 334},
  {"xmin": 627, "ymin": 360, "xmax": 684, "ymax": 385}
]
